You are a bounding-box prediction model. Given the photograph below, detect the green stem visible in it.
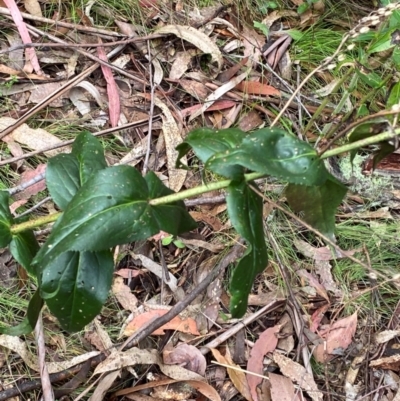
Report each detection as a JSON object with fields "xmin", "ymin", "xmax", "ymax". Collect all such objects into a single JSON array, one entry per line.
[{"xmin": 10, "ymin": 128, "xmax": 400, "ymax": 234}]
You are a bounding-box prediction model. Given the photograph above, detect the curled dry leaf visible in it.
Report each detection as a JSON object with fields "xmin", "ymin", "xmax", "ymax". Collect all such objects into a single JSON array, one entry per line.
[
  {"xmin": 155, "ymin": 25, "xmax": 223, "ymax": 75},
  {"xmin": 124, "ymin": 309, "xmax": 199, "ymax": 336},
  {"xmin": 273, "ymin": 352, "xmax": 323, "ymax": 401},
  {"xmin": 247, "ymin": 325, "xmax": 280, "ymax": 401},
  {"xmin": 211, "ymin": 348, "xmax": 252, "ymax": 401},
  {"xmin": 163, "ymin": 343, "xmax": 207, "ymax": 376},
  {"xmin": 313, "ymin": 312, "xmax": 357, "ymax": 363}
]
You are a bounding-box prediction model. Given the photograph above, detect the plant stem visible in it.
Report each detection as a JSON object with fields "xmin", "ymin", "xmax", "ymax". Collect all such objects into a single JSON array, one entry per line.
[
  {"xmin": 9, "ymin": 128, "xmax": 400, "ymax": 234},
  {"xmin": 320, "ymin": 128, "xmax": 400, "ymax": 159}
]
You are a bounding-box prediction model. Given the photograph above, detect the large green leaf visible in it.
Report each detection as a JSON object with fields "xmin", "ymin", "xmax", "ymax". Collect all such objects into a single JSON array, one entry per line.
[
  {"xmin": 176, "ymin": 128, "xmax": 245, "ymax": 179},
  {"xmin": 286, "ymin": 177, "xmax": 347, "ymax": 241},
  {"xmin": 180, "ymin": 128, "xmax": 328, "ymax": 185},
  {"xmin": 227, "ymin": 181, "xmax": 268, "ymax": 318},
  {"xmin": 33, "ymin": 166, "xmax": 196, "ymax": 270},
  {"xmin": 0, "ymin": 289, "xmax": 43, "ymax": 335},
  {"xmin": 46, "ymin": 132, "xmax": 107, "ymax": 210},
  {"xmin": 10, "ymin": 230, "xmax": 40, "ymax": 276},
  {"xmin": 41, "ymin": 250, "xmax": 113, "ymax": 332},
  {"xmin": 0, "ymin": 191, "xmax": 13, "ymax": 247},
  {"xmin": 209, "ymin": 128, "xmax": 328, "ymax": 185}
]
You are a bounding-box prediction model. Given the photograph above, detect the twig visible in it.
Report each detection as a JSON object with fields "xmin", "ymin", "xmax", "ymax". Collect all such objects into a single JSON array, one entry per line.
[
  {"xmin": 8, "ymin": 173, "xmax": 45, "ymax": 196},
  {"xmin": 199, "ymin": 298, "xmax": 285, "ymax": 355},
  {"xmin": 0, "ymin": 116, "xmax": 160, "ymax": 166},
  {"xmin": 0, "ymin": 7, "xmax": 123, "ymax": 37},
  {"xmin": 0, "ymin": 354, "xmax": 105, "ymax": 401},
  {"xmin": 16, "ymin": 196, "xmax": 51, "ymax": 218},
  {"xmin": 35, "ymin": 312, "xmax": 54, "ymax": 401},
  {"xmin": 142, "ymin": 41, "xmax": 156, "ymax": 174},
  {"xmin": 0, "ymin": 34, "xmax": 165, "ymax": 54},
  {"xmin": 119, "ymin": 239, "xmax": 246, "ymax": 350}
]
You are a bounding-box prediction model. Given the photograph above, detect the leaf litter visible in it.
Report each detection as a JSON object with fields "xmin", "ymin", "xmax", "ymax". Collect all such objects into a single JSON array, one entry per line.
[{"xmin": 1, "ymin": 0, "xmax": 400, "ymax": 400}]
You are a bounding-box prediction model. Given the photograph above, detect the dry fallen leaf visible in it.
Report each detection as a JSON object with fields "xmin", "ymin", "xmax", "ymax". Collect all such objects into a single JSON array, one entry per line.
[
  {"xmin": 273, "ymin": 353, "xmax": 323, "ymax": 401},
  {"xmin": 235, "ymin": 81, "xmax": 280, "ymax": 97},
  {"xmin": 13, "ymin": 163, "xmax": 46, "ymax": 200},
  {"xmin": 163, "ymin": 343, "xmax": 206, "ymax": 376},
  {"xmin": 314, "ymin": 312, "xmax": 358, "ymax": 363},
  {"xmin": 0, "ymin": 117, "xmax": 69, "ymax": 156},
  {"xmin": 247, "ymin": 325, "xmax": 280, "ymax": 401},
  {"xmin": 269, "ymin": 372, "xmax": 301, "ymax": 401},
  {"xmin": 124, "ymin": 309, "xmax": 199, "ymax": 336},
  {"xmin": 24, "ymin": 0, "xmax": 42, "ymax": 17},
  {"xmin": 155, "ymin": 25, "xmax": 223, "ymax": 75},
  {"xmin": 112, "ymin": 276, "xmax": 138, "ymax": 313},
  {"xmin": 211, "ymin": 348, "xmax": 252, "ymax": 401},
  {"xmin": 297, "ymin": 269, "xmax": 329, "ymax": 302}
]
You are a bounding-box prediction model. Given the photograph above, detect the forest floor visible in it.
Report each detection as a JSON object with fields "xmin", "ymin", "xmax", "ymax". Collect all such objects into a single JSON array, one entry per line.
[{"xmin": 1, "ymin": 0, "xmax": 400, "ymax": 400}]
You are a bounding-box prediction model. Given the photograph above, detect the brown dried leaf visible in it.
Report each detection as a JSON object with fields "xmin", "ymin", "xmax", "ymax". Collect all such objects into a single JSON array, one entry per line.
[
  {"xmin": 238, "ymin": 110, "xmax": 263, "ymax": 132},
  {"xmin": 163, "ymin": 343, "xmax": 206, "ymax": 376},
  {"xmin": 179, "ymin": 79, "xmax": 210, "ymax": 100},
  {"xmin": 273, "ymin": 353, "xmax": 322, "ymax": 401},
  {"xmin": 24, "ymin": 0, "xmax": 42, "ymax": 17},
  {"xmin": 247, "ymin": 325, "xmax": 280, "ymax": 401},
  {"xmin": 314, "ymin": 312, "xmax": 357, "ymax": 363},
  {"xmin": 370, "ymin": 354, "xmax": 400, "ymax": 371},
  {"xmin": 297, "ymin": 269, "xmax": 329, "ymax": 302},
  {"xmin": 112, "ymin": 276, "xmax": 138, "ymax": 313},
  {"xmin": 294, "ymin": 239, "xmax": 355, "ymax": 261},
  {"xmin": 124, "ymin": 309, "xmax": 199, "ymax": 336},
  {"xmin": 211, "ymin": 348, "xmax": 252, "ymax": 401}
]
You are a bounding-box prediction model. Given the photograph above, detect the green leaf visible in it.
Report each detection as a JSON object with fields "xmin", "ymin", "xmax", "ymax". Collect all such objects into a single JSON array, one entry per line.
[
  {"xmin": 46, "ymin": 132, "xmax": 107, "ymax": 210},
  {"xmin": 227, "ymin": 181, "xmax": 268, "ymax": 318},
  {"xmin": 46, "ymin": 153, "xmax": 80, "ymax": 210},
  {"xmin": 34, "ymin": 166, "xmax": 196, "ymax": 270},
  {"xmin": 10, "ymin": 230, "xmax": 40, "ymax": 276},
  {"xmin": 145, "ymin": 172, "xmax": 197, "ymax": 235},
  {"xmin": 0, "ymin": 290, "xmax": 43, "ymax": 335},
  {"xmin": 207, "ymin": 128, "xmax": 328, "ymax": 185},
  {"xmin": 297, "ymin": 3, "xmax": 309, "ymax": 14},
  {"xmin": 176, "ymin": 127, "xmax": 245, "ymax": 179},
  {"xmin": 0, "ymin": 191, "xmax": 13, "ymax": 247},
  {"xmin": 387, "ymin": 81, "xmax": 400, "ymax": 109},
  {"xmin": 368, "ymin": 31, "xmax": 393, "ymax": 54},
  {"xmin": 355, "ymin": 68, "xmax": 385, "ymax": 89},
  {"xmin": 41, "ymin": 250, "xmax": 113, "ymax": 332},
  {"xmin": 253, "ymin": 21, "xmax": 269, "ymax": 37},
  {"xmin": 286, "ymin": 177, "xmax": 347, "ymax": 241},
  {"xmin": 392, "ymin": 47, "xmax": 400, "ymax": 68},
  {"xmin": 72, "ymin": 131, "xmax": 107, "ymax": 185}
]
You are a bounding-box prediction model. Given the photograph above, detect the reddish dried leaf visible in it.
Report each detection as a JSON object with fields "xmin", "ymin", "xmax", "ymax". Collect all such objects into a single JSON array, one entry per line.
[
  {"xmin": 247, "ymin": 325, "xmax": 280, "ymax": 401},
  {"xmin": 124, "ymin": 309, "xmax": 199, "ymax": 336},
  {"xmin": 15, "ymin": 164, "xmax": 47, "ymax": 200},
  {"xmin": 114, "ymin": 269, "xmax": 143, "ymax": 279},
  {"xmin": 217, "ymin": 56, "xmax": 249, "ymax": 83},
  {"xmin": 269, "ymin": 372, "xmax": 301, "ymax": 401},
  {"xmin": 235, "ymin": 81, "xmax": 280, "ymax": 97},
  {"xmin": 4, "ymin": 0, "xmax": 42, "ymax": 74},
  {"xmin": 180, "ymin": 100, "xmax": 236, "ymax": 118},
  {"xmin": 10, "ymin": 199, "xmax": 27, "ymax": 214},
  {"xmin": 314, "ymin": 312, "xmax": 357, "ymax": 363},
  {"xmin": 297, "ymin": 269, "xmax": 329, "ymax": 302},
  {"xmin": 112, "ymin": 276, "xmax": 138, "ymax": 313},
  {"xmin": 310, "ymin": 304, "xmax": 330, "ymax": 333},
  {"xmin": 238, "ymin": 110, "xmax": 263, "ymax": 132},
  {"xmin": 97, "ymin": 44, "xmax": 120, "ymax": 127},
  {"xmin": 163, "ymin": 343, "xmax": 206, "ymax": 376}
]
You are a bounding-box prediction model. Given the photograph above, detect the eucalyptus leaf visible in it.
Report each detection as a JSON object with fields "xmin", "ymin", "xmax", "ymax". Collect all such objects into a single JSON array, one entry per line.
[
  {"xmin": 0, "ymin": 191, "xmax": 13, "ymax": 247},
  {"xmin": 41, "ymin": 250, "xmax": 113, "ymax": 332},
  {"xmin": 34, "ymin": 166, "xmax": 196, "ymax": 270},
  {"xmin": 0, "ymin": 290, "xmax": 43, "ymax": 335},
  {"xmin": 10, "ymin": 230, "xmax": 40, "ymax": 276},
  {"xmin": 227, "ymin": 181, "xmax": 268, "ymax": 317},
  {"xmin": 286, "ymin": 177, "xmax": 347, "ymax": 241}
]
